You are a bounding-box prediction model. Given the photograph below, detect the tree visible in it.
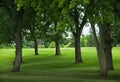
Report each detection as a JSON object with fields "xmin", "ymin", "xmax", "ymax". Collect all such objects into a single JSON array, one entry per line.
[
  {"xmin": 29, "ymin": 25, "xmax": 39, "ymax": 55},
  {"xmin": 15, "ymin": 0, "xmax": 63, "ymax": 56},
  {"xmin": 58, "ymin": 0, "xmax": 88, "ymax": 63},
  {"xmin": 88, "ymin": 0, "xmax": 114, "ymax": 76},
  {"xmin": 12, "ymin": 8, "xmax": 24, "ymax": 72},
  {"xmin": 112, "ymin": 0, "xmax": 120, "ymax": 46},
  {"xmin": 0, "ymin": 0, "xmax": 24, "ymax": 72},
  {"xmin": 23, "ymin": 8, "xmax": 39, "ymax": 55},
  {"xmin": 81, "ymin": 33, "xmax": 96, "ymax": 47}
]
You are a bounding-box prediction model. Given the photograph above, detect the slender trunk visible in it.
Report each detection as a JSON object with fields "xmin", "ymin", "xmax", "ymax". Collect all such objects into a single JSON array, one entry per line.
[
  {"xmin": 99, "ymin": 24, "xmax": 107, "ymax": 76},
  {"xmin": 29, "ymin": 26, "xmax": 39, "ymax": 55},
  {"xmin": 74, "ymin": 34, "xmax": 82, "ymax": 63},
  {"xmin": 55, "ymin": 38, "xmax": 61, "ymax": 55},
  {"xmin": 54, "ymin": 21, "xmax": 61, "ymax": 55},
  {"xmin": 20, "ymin": 40, "xmax": 22, "ymax": 63},
  {"xmin": 91, "ymin": 23, "xmax": 100, "ymax": 65},
  {"xmin": 12, "ymin": 9, "xmax": 23, "ymax": 72},
  {"xmin": 103, "ymin": 24, "xmax": 113, "ymax": 70},
  {"xmin": 34, "ymin": 39, "xmax": 39, "ymax": 55}
]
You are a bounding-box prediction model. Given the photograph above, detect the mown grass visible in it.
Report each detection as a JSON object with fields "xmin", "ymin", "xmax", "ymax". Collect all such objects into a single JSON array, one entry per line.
[{"xmin": 0, "ymin": 47, "xmax": 120, "ymax": 82}]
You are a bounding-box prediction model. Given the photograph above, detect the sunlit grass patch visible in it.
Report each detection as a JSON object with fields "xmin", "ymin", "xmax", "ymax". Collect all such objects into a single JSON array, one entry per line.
[{"xmin": 0, "ymin": 47, "xmax": 120, "ymax": 82}]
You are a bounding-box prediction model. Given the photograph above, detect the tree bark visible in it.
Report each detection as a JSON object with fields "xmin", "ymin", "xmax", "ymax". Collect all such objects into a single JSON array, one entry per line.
[
  {"xmin": 72, "ymin": 7, "xmax": 87, "ymax": 64},
  {"xmin": 55, "ymin": 37, "xmax": 61, "ymax": 55},
  {"xmin": 29, "ymin": 26, "xmax": 39, "ymax": 56},
  {"xmin": 34, "ymin": 39, "xmax": 39, "ymax": 55},
  {"xmin": 91, "ymin": 23, "xmax": 100, "ymax": 65},
  {"xmin": 72, "ymin": 8, "xmax": 86, "ymax": 63},
  {"xmin": 74, "ymin": 34, "xmax": 82, "ymax": 63},
  {"xmin": 54, "ymin": 21, "xmax": 61, "ymax": 55},
  {"xmin": 12, "ymin": 9, "xmax": 24, "ymax": 72},
  {"xmin": 105, "ymin": 42, "xmax": 113, "ymax": 70},
  {"xmin": 99, "ymin": 24, "xmax": 107, "ymax": 76},
  {"xmin": 91, "ymin": 22, "xmax": 113, "ymax": 76},
  {"xmin": 103, "ymin": 24, "xmax": 113, "ymax": 70},
  {"xmin": 91, "ymin": 23, "xmax": 107, "ymax": 76}
]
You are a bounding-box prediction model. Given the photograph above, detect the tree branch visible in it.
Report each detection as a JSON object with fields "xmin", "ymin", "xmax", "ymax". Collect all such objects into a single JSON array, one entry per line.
[{"xmin": 78, "ymin": 14, "xmax": 87, "ymax": 35}]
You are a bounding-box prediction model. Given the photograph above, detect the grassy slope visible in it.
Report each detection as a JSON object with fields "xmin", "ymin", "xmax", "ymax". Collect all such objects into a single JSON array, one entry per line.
[{"xmin": 0, "ymin": 47, "xmax": 120, "ymax": 82}]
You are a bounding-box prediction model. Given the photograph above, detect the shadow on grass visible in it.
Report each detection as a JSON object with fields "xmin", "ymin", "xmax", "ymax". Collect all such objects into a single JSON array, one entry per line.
[{"xmin": 0, "ymin": 53, "xmax": 120, "ymax": 82}]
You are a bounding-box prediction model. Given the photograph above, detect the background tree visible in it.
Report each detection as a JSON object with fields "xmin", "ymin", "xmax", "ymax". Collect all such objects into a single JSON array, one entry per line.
[
  {"xmin": 23, "ymin": 8, "xmax": 39, "ymax": 55},
  {"xmin": 58, "ymin": 0, "xmax": 89, "ymax": 63},
  {"xmin": 112, "ymin": 0, "xmax": 120, "ymax": 46}
]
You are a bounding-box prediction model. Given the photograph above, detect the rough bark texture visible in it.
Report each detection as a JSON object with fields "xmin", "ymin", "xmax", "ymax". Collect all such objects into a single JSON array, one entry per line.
[
  {"xmin": 105, "ymin": 42, "xmax": 113, "ymax": 70},
  {"xmin": 99, "ymin": 24, "xmax": 107, "ymax": 76},
  {"xmin": 103, "ymin": 24, "xmax": 113, "ymax": 70},
  {"xmin": 12, "ymin": 9, "xmax": 23, "ymax": 72}
]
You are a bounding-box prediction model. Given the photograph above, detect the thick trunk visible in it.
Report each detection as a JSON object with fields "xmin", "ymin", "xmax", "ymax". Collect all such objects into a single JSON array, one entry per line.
[
  {"xmin": 91, "ymin": 23, "xmax": 107, "ymax": 76},
  {"xmin": 12, "ymin": 9, "xmax": 23, "ymax": 72},
  {"xmin": 91, "ymin": 22, "xmax": 112, "ymax": 76},
  {"xmin": 74, "ymin": 34, "xmax": 82, "ymax": 63},
  {"xmin": 34, "ymin": 39, "xmax": 39, "ymax": 55},
  {"xmin": 103, "ymin": 24, "xmax": 113, "ymax": 70},
  {"xmin": 12, "ymin": 33, "xmax": 22, "ymax": 72},
  {"xmin": 72, "ymin": 8, "xmax": 86, "ymax": 63},
  {"xmin": 55, "ymin": 38, "xmax": 61, "ymax": 55},
  {"xmin": 99, "ymin": 24, "xmax": 107, "ymax": 76},
  {"xmin": 105, "ymin": 43, "xmax": 113, "ymax": 70}
]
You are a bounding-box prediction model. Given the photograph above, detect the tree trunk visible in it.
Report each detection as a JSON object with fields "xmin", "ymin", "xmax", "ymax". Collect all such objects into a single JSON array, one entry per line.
[
  {"xmin": 103, "ymin": 24, "xmax": 113, "ymax": 70},
  {"xmin": 34, "ymin": 39, "xmax": 39, "ymax": 55},
  {"xmin": 99, "ymin": 24, "xmax": 107, "ymax": 76},
  {"xmin": 29, "ymin": 26, "xmax": 39, "ymax": 56},
  {"xmin": 55, "ymin": 38, "xmax": 61, "ymax": 55},
  {"xmin": 91, "ymin": 23, "xmax": 100, "ymax": 65},
  {"xmin": 12, "ymin": 9, "xmax": 24, "ymax": 72},
  {"xmin": 74, "ymin": 34, "xmax": 82, "ymax": 63},
  {"xmin": 54, "ymin": 21, "xmax": 61, "ymax": 55},
  {"xmin": 12, "ymin": 33, "xmax": 22, "ymax": 72},
  {"xmin": 105, "ymin": 42, "xmax": 113, "ymax": 70},
  {"xmin": 20, "ymin": 40, "xmax": 22, "ymax": 63},
  {"xmin": 91, "ymin": 23, "xmax": 107, "ymax": 76},
  {"xmin": 72, "ymin": 8, "xmax": 86, "ymax": 63}
]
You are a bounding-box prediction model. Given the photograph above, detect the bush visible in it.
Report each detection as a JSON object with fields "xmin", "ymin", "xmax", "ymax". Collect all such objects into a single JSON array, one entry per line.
[
  {"xmin": 22, "ymin": 41, "xmax": 34, "ymax": 48},
  {"xmin": 40, "ymin": 45, "xmax": 45, "ymax": 48},
  {"xmin": 48, "ymin": 41, "xmax": 55, "ymax": 48}
]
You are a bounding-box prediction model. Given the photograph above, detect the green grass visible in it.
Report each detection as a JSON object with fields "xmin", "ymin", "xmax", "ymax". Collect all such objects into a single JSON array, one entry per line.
[{"xmin": 0, "ymin": 47, "xmax": 120, "ymax": 82}]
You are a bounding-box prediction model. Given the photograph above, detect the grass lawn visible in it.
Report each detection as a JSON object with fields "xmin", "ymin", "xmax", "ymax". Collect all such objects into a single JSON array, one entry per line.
[{"xmin": 0, "ymin": 47, "xmax": 120, "ymax": 82}]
